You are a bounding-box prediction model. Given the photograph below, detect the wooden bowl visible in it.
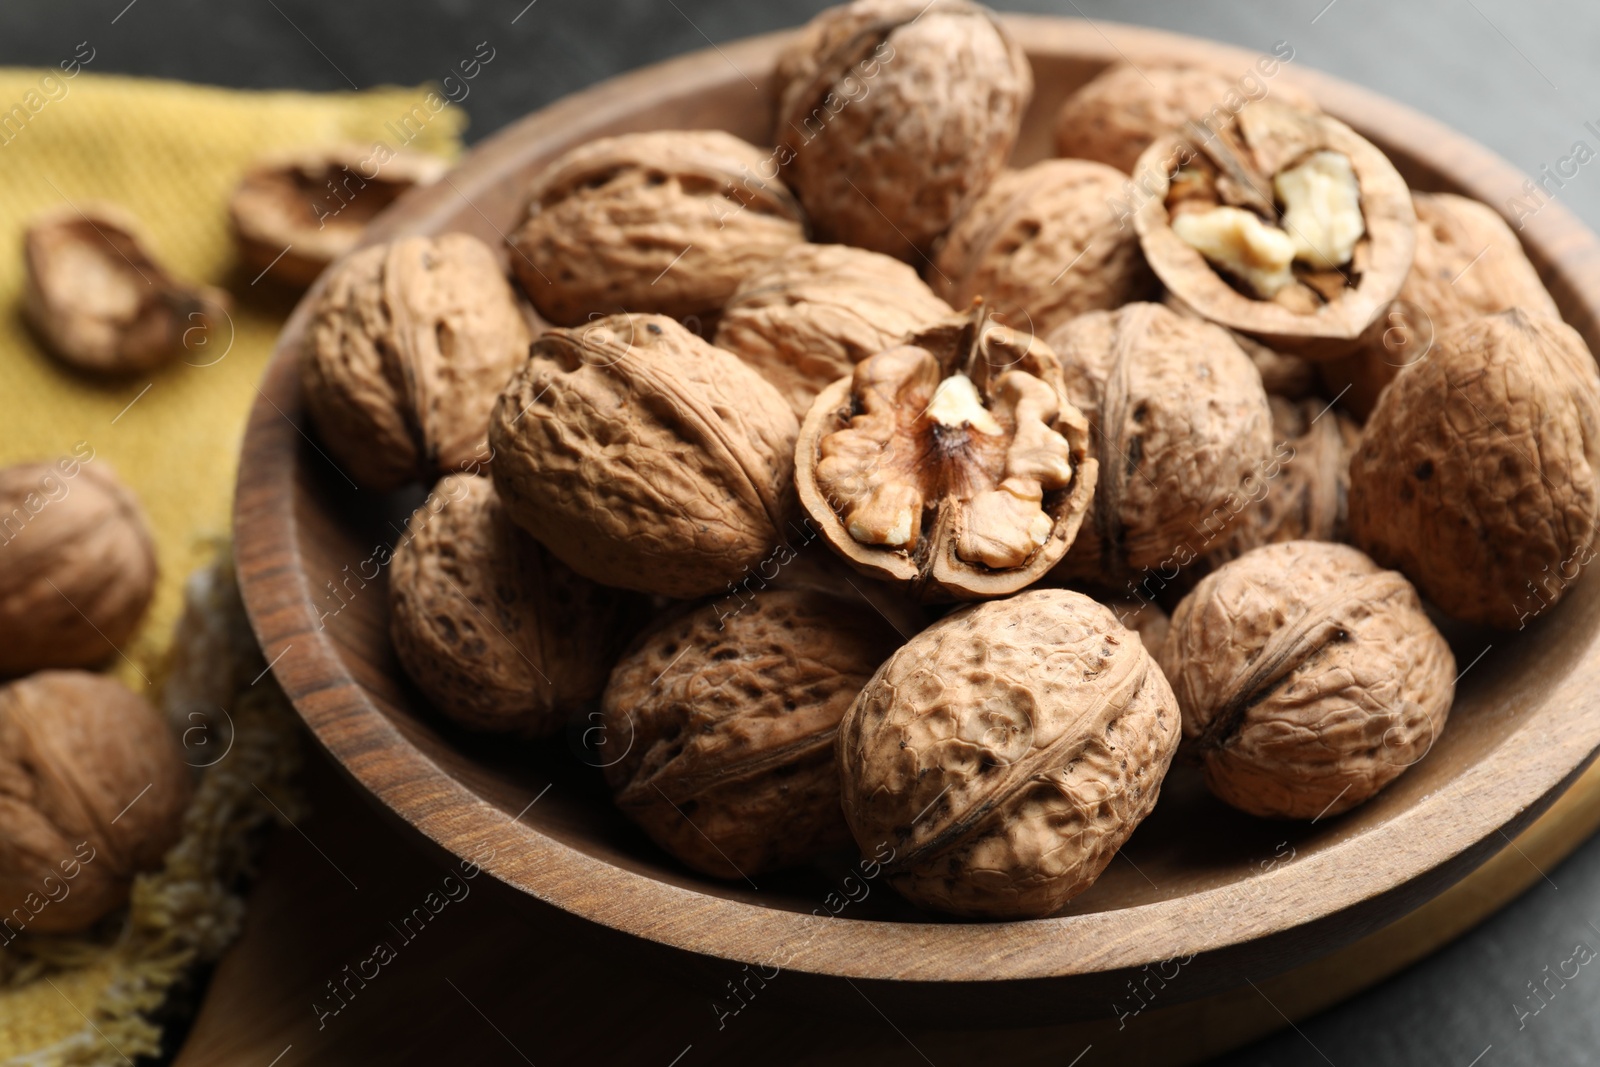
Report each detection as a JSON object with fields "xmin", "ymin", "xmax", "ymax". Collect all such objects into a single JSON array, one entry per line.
[{"xmin": 234, "ymin": 16, "xmax": 1600, "ymax": 1026}]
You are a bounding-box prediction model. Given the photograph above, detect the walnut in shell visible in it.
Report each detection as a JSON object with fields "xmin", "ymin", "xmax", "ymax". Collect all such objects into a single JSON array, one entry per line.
[
  {"xmin": 489, "ymin": 314, "xmax": 798, "ymax": 600},
  {"xmin": 0, "ymin": 671, "xmax": 192, "ymax": 933},
  {"xmin": 23, "ymin": 202, "xmax": 230, "ymax": 374},
  {"xmin": 0, "ymin": 460, "xmax": 156, "ymax": 677},
  {"xmin": 389, "ymin": 474, "xmax": 637, "ymax": 737},
  {"xmin": 1098, "ymin": 593, "xmax": 1172, "ymax": 662},
  {"xmin": 838, "ymin": 588, "xmax": 1179, "ymax": 919},
  {"xmin": 794, "ymin": 307, "xmax": 1098, "ymax": 601},
  {"xmin": 1349, "ymin": 310, "xmax": 1600, "ymax": 629},
  {"xmin": 302, "ymin": 233, "xmax": 531, "ymax": 490},
  {"xmin": 601, "ymin": 588, "xmax": 901, "ymax": 878},
  {"xmin": 508, "ymin": 130, "xmax": 805, "ymax": 326},
  {"xmin": 715, "ymin": 243, "xmax": 953, "ymax": 418},
  {"xmin": 773, "ymin": 0, "xmax": 1031, "ymax": 262},
  {"xmin": 1161, "ymin": 541, "xmax": 1455, "ymax": 819}
]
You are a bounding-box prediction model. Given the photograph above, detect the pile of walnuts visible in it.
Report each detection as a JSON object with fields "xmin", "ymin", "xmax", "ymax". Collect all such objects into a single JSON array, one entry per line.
[{"xmin": 293, "ymin": 0, "xmax": 1599, "ymax": 920}]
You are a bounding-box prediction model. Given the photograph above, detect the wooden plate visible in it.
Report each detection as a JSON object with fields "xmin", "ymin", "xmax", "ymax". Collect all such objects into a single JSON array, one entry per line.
[{"xmin": 234, "ymin": 16, "xmax": 1600, "ymax": 1026}]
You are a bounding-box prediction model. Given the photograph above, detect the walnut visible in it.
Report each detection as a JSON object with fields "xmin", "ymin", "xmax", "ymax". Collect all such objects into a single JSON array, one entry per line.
[
  {"xmin": 1161, "ymin": 541, "xmax": 1455, "ymax": 819},
  {"xmin": 489, "ymin": 314, "xmax": 798, "ymax": 599},
  {"xmin": 0, "ymin": 671, "xmax": 192, "ymax": 933},
  {"xmin": 301, "ymin": 233, "xmax": 531, "ymax": 490},
  {"xmin": 389, "ymin": 474, "xmax": 638, "ymax": 737},
  {"xmin": 0, "ymin": 460, "xmax": 156, "ymax": 677},
  {"xmin": 1230, "ymin": 328, "xmax": 1317, "ymax": 398},
  {"xmin": 929, "ymin": 159, "xmax": 1157, "ymax": 338},
  {"xmin": 794, "ymin": 307, "xmax": 1098, "ymax": 601},
  {"xmin": 1098, "ymin": 593, "xmax": 1172, "ymax": 662},
  {"xmin": 838, "ymin": 589, "xmax": 1179, "ymax": 918},
  {"xmin": 507, "ymin": 130, "xmax": 805, "ymax": 326},
  {"xmin": 773, "ymin": 0, "xmax": 1031, "ymax": 262},
  {"xmin": 22, "ymin": 202, "xmax": 230, "ymax": 375},
  {"xmin": 715, "ymin": 243, "xmax": 953, "ymax": 418},
  {"xmin": 229, "ymin": 143, "xmax": 449, "ymax": 289},
  {"xmin": 1348, "ymin": 310, "xmax": 1600, "ymax": 629},
  {"xmin": 1046, "ymin": 303, "xmax": 1274, "ymax": 581},
  {"xmin": 600, "ymin": 588, "xmax": 901, "ymax": 878}
]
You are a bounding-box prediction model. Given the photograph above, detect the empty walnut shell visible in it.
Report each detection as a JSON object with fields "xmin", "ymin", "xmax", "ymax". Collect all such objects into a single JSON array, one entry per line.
[
  {"xmin": 0, "ymin": 671, "xmax": 192, "ymax": 933},
  {"xmin": 0, "ymin": 460, "xmax": 156, "ymax": 677},
  {"xmin": 601, "ymin": 588, "xmax": 901, "ymax": 878},
  {"xmin": 1349, "ymin": 309, "xmax": 1600, "ymax": 629},
  {"xmin": 229, "ymin": 143, "xmax": 449, "ymax": 289},
  {"xmin": 794, "ymin": 307, "xmax": 1099, "ymax": 601},
  {"xmin": 490, "ymin": 314, "xmax": 799, "ymax": 600},
  {"xmin": 23, "ymin": 201, "xmax": 230, "ymax": 375},
  {"xmin": 507, "ymin": 130, "xmax": 805, "ymax": 326},
  {"xmin": 715, "ymin": 243, "xmax": 953, "ymax": 419},
  {"xmin": 930, "ymin": 159, "xmax": 1157, "ymax": 338},
  {"xmin": 838, "ymin": 589, "xmax": 1180, "ymax": 919},
  {"xmin": 389, "ymin": 474, "xmax": 637, "ymax": 738},
  {"xmin": 773, "ymin": 0, "xmax": 1031, "ymax": 262},
  {"xmin": 302, "ymin": 233, "xmax": 531, "ymax": 490},
  {"xmin": 1161, "ymin": 541, "xmax": 1455, "ymax": 819}
]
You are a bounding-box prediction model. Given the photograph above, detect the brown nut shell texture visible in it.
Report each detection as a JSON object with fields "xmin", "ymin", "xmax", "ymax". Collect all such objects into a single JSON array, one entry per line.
[
  {"xmin": 1349, "ymin": 309, "xmax": 1600, "ymax": 629},
  {"xmin": 838, "ymin": 589, "xmax": 1180, "ymax": 919},
  {"xmin": 795, "ymin": 307, "xmax": 1099, "ymax": 601},
  {"xmin": 1161, "ymin": 541, "xmax": 1455, "ymax": 820},
  {"xmin": 773, "ymin": 0, "xmax": 1031, "ymax": 262},
  {"xmin": 508, "ymin": 130, "xmax": 806, "ymax": 326},
  {"xmin": 601, "ymin": 589, "xmax": 902, "ymax": 878},
  {"xmin": 490, "ymin": 314, "xmax": 799, "ymax": 600},
  {"xmin": 302, "ymin": 233, "xmax": 532, "ymax": 490}
]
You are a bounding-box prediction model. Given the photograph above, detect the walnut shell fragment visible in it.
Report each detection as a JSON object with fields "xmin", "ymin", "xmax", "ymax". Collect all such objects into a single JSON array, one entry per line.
[
  {"xmin": 795, "ymin": 307, "xmax": 1099, "ymax": 601},
  {"xmin": 1161, "ymin": 541, "xmax": 1455, "ymax": 819},
  {"xmin": 838, "ymin": 589, "xmax": 1180, "ymax": 919},
  {"xmin": 23, "ymin": 202, "xmax": 230, "ymax": 375},
  {"xmin": 601, "ymin": 588, "xmax": 902, "ymax": 878},
  {"xmin": 490, "ymin": 314, "xmax": 799, "ymax": 599},
  {"xmin": 0, "ymin": 671, "xmax": 192, "ymax": 933},
  {"xmin": 773, "ymin": 0, "xmax": 1031, "ymax": 262},
  {"xmin": 302, "ymin": 233, "xmax": 531, "ymax": 490},
  {"xmin": 1349, "ymin": 310, "xmax": 1600, "ymax": 629},
  {"xmin": 508, "ymin": 130, "xmax": 806, "ymax": 325}
]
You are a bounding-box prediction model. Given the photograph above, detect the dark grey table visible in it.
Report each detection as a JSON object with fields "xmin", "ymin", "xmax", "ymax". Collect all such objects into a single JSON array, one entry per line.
[{"xmin": 4, "ymin": 2, "xmax": 1597, "ymax": 1064}]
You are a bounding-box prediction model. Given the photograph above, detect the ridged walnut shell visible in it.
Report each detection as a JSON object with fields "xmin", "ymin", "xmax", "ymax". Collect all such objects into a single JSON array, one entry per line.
[
  {"xmin": 838, "ymin": 589, "xmax": 1180, "ymax": 919},
  {"xmin": 601, "ymin": 589, "xmax": 902, "ymax": 878},
  {"xmin": 930, "ymin": 159, "xmax": 1157, "ymax": 338},
  {"xmin": 508, "ymin": 130, "xmax": 806, "ymax": 326},
  {"xmin": 389, "ymin": 474, "xmax": 636, "ymax": 738},
  {"xmin": 0, "ymin": 460, "xmax": 156, "ymax": 677},
  {"xmin": 489, "ymin": 314, "xmax": 799, "ymax": 599},
  {"xmin": 1348, "ymin": 310, "xmax": 1600, "ymax": 629},
  {"xmin": 1161, "ymin": 541, "xmax": 1455, "ymax": 819},
  {"xmin": 715, "ymin": 243, "xmax": 953, "ymax": 418},
  {"xmin": 773, "ymin": 0, "xmax": 1031, "ymax": 262},
  {"xmin": 302, "ymin": 233, "xmax": 531, "ymax": 490},
  {"xmin": 1099, "ymin": 594, "xmax": 1172, "ymax": 662},
  {"xmin": 0, "ymin": 671, "xmax": 192, "ymax": 933}
]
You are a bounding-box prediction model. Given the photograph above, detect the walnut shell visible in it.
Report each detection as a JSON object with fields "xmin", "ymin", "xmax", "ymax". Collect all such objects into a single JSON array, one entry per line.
[
  {"xmin": 1348, "ymin": 309, "xmax": 1600, "ymax": 629},
  {"xmin": 489, "ymin": 314, "xmax": 799, "ymax": 599},
  {"xmin": 389, "ymin": 474, "xmax": 637, "ymax": 737},
  {"xmin": 930, "ymin": 159, "xmax": 1157, "ymax": 337},
  {"xmin": 23, "ymin": 201, "xmax": 230, "ymax": 375},
  {"xmin": 1047, "ymin": 303, "xmax": 1275, "ymax": 581},
  {"xmin": 773, "ymin": 0, "xmax": 1031, "ymax": 262},
  {"xmin": 715, "ymin": 243, "xmax": 953, "ymax": 418},
  {"xmin": 0, "ymin": 460, "xmax": 156, "ymax": 677},
  {"xmin": 1161, "ymin": 541, "xmax": 1455, "ymax": 819},
  {"xmin": 230, "ymin": 143, "xmax": 449, "ymax": 289},
  {"xmin": 838, "ymin": 589, "xmax": 1180, "ymax": 919},
  {"xmin": 1098, "ymin": 593, "xmax": 1172, "ymax": 662},
  {"xmin": 302, "ymin": 233, "xmax": 531, "ymax": 490},
  {"xmin": 0, "ymin": 671, "xmax": 192, "ymax": 933},
  {"xmin": 508, "ymin": 130, "xmax": 806, "ymax": 326},
  {"xmin": 601, "ymin": 588, "xmax": 901, "ymax": 878}
]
